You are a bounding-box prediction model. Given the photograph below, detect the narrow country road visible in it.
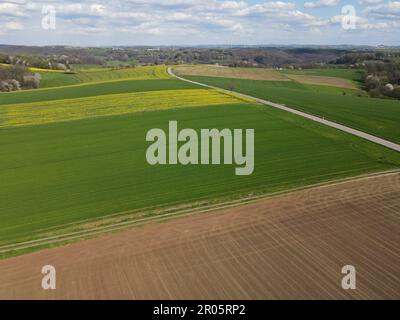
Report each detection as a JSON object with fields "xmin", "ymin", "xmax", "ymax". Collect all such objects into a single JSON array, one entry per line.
[{"xmin": 168, "ymin": 67, "xmax": 400, "ymax": 153}]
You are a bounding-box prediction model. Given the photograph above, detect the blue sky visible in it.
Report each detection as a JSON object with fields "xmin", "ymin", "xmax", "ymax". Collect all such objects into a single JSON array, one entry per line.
[{"xmin": 0, "ymin": 0, "xmax": 399, "ymax": 46}]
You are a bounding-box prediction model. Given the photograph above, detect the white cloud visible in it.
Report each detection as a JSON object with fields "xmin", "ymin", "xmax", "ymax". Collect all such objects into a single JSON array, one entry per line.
[
  {"xmin": 0, "ymin": 2, "xmax": 29, "ymax": 17},
  {"xmin": 3, "ymin": 21, "xmax": 24, "ymax": 30},
  {"xmin": 0, "ymin": 0, "xmax": 399, "ymax": 45},
  {"xmin": 359, "ymin": 0, "xmax": 384, "ymax": 4},
  {"xmin": 55, "ymin": 3, "xmax": 109, "ymax": 18},
  {"xmin": 330, "ymin": 14, "xmax": 391, "ymax": 29},
  {"xmin": 364, "ymin": 1, "xmax": 400, "ymax": 19},
  {"xmin": 219, "ymin": 1, "xmax": 248, "ymax": 9},
  {"xmin": 166, "ymin": 12, "xmax": 193, "ymax": 21},
  {"xmin": 304, "ymin": 0, "xmax": 339, "ymax": 9},
  {"xmin": 0, "ymin": 0, "xmax": 327, "ymax": 36},
  {"xmin": 235, "ymin": 2, "xmax": 296, "ymax": 16},
  {"xmin": 90, "ymin": 4, "xmax": 106, "ymax": 15}
]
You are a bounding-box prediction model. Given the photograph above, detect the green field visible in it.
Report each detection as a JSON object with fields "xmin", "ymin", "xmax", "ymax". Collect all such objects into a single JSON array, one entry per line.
[
  {"xmin": 1, "ymin": 103, "xmax": 400, "ymax": 245},
  {"xmin": 0, "ymin": 79, "xmax": 199, "ymax": 106},
  {"xmin": 1, "ymin": 64, "xmax": 170, "ymax": 88},
  {"xmin": 0, "ymin": 89, "xmax": 252, "ymax": 128},
  {"xmin": 38, "ymin": 71, "xmax": 82, "ymax": 88},
  {"xmin": 1, "ymin": 65, "xmax": 400, "ymax": 254},
  {"xmin": 184, "ymin": 76, "xmax": 400, "ymax": 144},
  {"xmin": 37, "ymin": 65, "xmax": 170, "ymax": 88}
]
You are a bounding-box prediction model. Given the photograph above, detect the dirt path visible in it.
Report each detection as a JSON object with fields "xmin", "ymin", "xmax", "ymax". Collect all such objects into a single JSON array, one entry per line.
[
  {"xmin": 0, "ymin": 173, "xmax": 399, "ymax": 299},
  {"xmin": 168, "ymin": 67, "xmax": 400, "ymax": 153}
]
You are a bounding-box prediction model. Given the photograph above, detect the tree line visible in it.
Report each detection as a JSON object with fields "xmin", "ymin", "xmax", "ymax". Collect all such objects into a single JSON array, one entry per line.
[
  {"xmin": 0, "ymin": 65, "xmax": 41, "ymax": 92},
  {"xmin": 364, "ymin": 61, "xmax": 400, "ymax": 99}
]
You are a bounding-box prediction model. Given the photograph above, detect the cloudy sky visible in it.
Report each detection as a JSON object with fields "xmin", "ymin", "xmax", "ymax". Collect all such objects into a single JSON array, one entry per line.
[{"xmin": 0, "ymin": 0, "xmax": 399, "ymax": 46}]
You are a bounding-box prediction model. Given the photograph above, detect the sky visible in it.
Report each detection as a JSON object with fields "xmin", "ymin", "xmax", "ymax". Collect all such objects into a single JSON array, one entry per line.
[{"xmin": 0, "ymin": 0, "xmax": 399, "ymax": 46}]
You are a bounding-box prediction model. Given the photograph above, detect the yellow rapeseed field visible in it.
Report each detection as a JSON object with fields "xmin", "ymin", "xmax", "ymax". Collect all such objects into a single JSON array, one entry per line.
[
  {"xmin": 0, "ymin": 89, "xmax": 255, "ymax": 128},
  {"xmin": 0, "ymin": 63, "xmax": 65, "ymax": 73}
]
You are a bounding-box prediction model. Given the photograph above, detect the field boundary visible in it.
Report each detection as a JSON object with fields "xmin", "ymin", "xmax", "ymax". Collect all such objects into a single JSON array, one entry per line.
[
  {"xmin": 0, "ymin": 66, "xmax": 172, "ymax": 95},
  {"xmin": 174, "ymin": 65, "xmax": 358, "ymax": 89},
  {"xmin": 0, "ymin": 75, "xmax": 174, "ymax": 95},
  {"xmin": 168, "ymin": 67, "xmax": 400, "ymax": 153},
  {"xmin": 1, "ymin": 169, "xmax": 399, "ymax": 257}
]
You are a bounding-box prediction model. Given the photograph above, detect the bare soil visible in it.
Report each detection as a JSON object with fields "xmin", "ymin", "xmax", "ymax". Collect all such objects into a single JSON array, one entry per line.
[
  {"xmin": 286, "ymin": 74, "xmax": 357, "ymax": 89},
  {"xmin": 174, "ymin": 65, "xmax": 358, "ymax": 89},
  {"xmin": 174, "ymin": 65, "xmax": 289, "ymax": 81},
  {"xmin": 0, "ymin": 173, "xmax": 399, "ymax": 299}
]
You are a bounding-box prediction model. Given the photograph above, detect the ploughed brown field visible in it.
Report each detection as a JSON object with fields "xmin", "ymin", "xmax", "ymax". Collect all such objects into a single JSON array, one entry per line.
[
  {"xmin": 284, "ymin": 74, "xmax": 357, "ymax": 89},
  {"xmin": 174, "ymin": 65, "xmax": 290, "ymax": 81},
  {"xmin": 174, "ymin": 65, "xmax": 357, "ymax": 89},
  {"xmin": 0, "ymin": 173, "xmax": 399, "ymax": 300}
]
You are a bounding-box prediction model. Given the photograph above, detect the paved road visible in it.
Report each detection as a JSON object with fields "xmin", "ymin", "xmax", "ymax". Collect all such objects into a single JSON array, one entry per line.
[{"xmin": 168, "ymin": 67, "xmax": 400, "ymax": 153}]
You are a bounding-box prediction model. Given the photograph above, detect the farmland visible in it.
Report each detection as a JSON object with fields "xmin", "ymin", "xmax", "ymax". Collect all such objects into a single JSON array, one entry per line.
[
  {"xmin": 1, "ymin": 173, "xmax": 398, "ymax": 299},
  {"xmin": 38, "ymin": 65, "xmax": 170, "ymax": 88},
  {"xmin": 174, "ymin": 65, "xmax": 359, "ymax": 90},
  {"xmin": 0, "ymin": 89, "xmax": 252, "ymax": 128},
  {"xmin": 1, "ymin": 103, "xmax": 400, "ymax": 248},
  {"xmin": 1, "ymin": 65, "xmax": 400, "ymax": 257},
  {"xmin": 1, "ymin": 5, "xmax": 400, "ymax": 300},
  {"xmin": 279, "ymin": 68, "xmax": 364, "ymax": 83},
  {"xmin": 0, "ymin": 79, "xmax": 198, "ymax": 106},
  {"xmin": 174, "ymin": 65, "xmax": 289, "ymax": 81},
  {"xmin": 0, "ymin": 64, "xmax": 171, "ymax": 89},
  {"xmin": 181, "ymin": 75, "xmax": 400, "ymax": 144}
]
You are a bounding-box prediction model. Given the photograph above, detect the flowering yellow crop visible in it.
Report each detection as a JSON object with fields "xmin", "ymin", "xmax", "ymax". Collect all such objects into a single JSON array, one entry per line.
[
  {"xmin": 0, "ymin": 89, "xmax": 255, "ymax": 128},
  {"xmin": 2, "ymin": 64, "xmax": 170, "ymax": 80},
  {"xmin": 29, "ymin": 67, "xmax": 66, "ymax": 73}
]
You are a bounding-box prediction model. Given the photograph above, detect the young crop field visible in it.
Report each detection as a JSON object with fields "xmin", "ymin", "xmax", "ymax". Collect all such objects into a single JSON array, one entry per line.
[
  {"xmin": 37, "ymin": 65, "xmax": 171, "ymax": 88},
  {"xmin": 1, "ymin": 65, "xmax": 400, "ymax": 257},
  {"xmin": 183, "ymin": 75, "xmax": 400, "ymax": 144},
  {"xmin": 0, "ymin": 79, "xmax": 199, "ymax": 106},
  {"xmin": 1, "ymin": 102, "xmax": 400, "ymax": 247},
  {"xmin": 38, "ymin": 71, "xmax": 84, "ymax": 88},
  {"xmin": 1, "ymin": 64, "xmax": 171, "ymax": 88},
  {"xmin": 0, "ymin": 89, "xmax": 253, "ymax": 128}
]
